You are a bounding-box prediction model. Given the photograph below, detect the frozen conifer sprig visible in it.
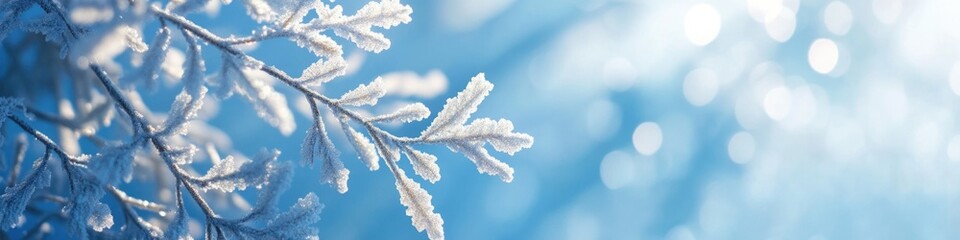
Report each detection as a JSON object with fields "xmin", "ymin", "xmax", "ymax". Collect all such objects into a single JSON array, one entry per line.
[{"xmin": 0, "ymin": 0, "xmax": 532, "ymax": 239}]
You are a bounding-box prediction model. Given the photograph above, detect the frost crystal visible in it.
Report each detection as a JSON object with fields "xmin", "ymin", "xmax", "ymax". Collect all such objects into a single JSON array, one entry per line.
[
  {"xmin": 216, "ymin": 54, "xmax": 296, "ymax": 136},
  {"xmin": 163, "ymin": 144, "xmax": 199, "ymax": 165},
  {"xmin": 448, "ymin": 142, "xmax": 515, "ymax": 183},
  {"xmin": 302, "ymin": 116, "xmax": 349, "ymax": 193},
  {"xmin": 421, "ymin": 73, "xmax": 494, "ymax": 138},
  {"xmin": 341, "ymin": 123, "xmax": 380, "ymax": 171},
  {"xmin": 88, "ymin": 141, "xmax": 142, "ymax": 184},
  {"xmin": 0, "ymin": 98, "xmax": 24, "ymax": 141},
  {"xmin": 0, "ymin": 97, "xmax": 23, "ymax": 119},
  {"xmin": 64, "ymin": 166, "xmax": 109, "ymax": 236},
  {"xmin": 370, "ymin": 103, "xmax": 431, "ymax": 123},
  {"xmin": 429, "ymin": 118, "xmax": 534, "ymax": 156},
  {"xmin": 159, "ymin": 87, "xmax": 208, "ymax": 137},
  {"xmin": 0, "ymin": 157, "xmax": 50, "ymax": 229},
  {"xmin": 292, "ymin": 32, "xmax": 343, "ymax": 58},
  {"xmin": 123, "ymin": 26, "xmax": 149, "ymax": 53},
  {"xmin": 123, "ymin": 26, "xmax": 172, "ymax": 90},
  {"xmin": 189, "ymin": 149, "xmax": 279, "ymax": 192},
  {"xmin": 337, "ymin": 77, "xmax": 386, "ymax": 106},
  {"xmin": 87, "ymin": 203, "xmax": 114, "ymax": 232},
  {"xmin": 312, "ymin": 0, "xmax": 413, "ymax": 52},
  {"xmin": 244, "ymin": 161, "xmax": 292, "ymax": 222},
  {"xmin": 394, "ymin": 167, "xmax": 444, "ymax": 240},
  {"xmin": 262, "ymin": 193, "xmax": 324, "ymax": 238},
  {"xmin": 298, "ymin": 56, "xmax": 347, "ymax": 86},
  {"xmin": 404, "ymin": 147, "xmax": 440, "ymax": 183},
  {"xmin": 0, "ymin": 0, "xmax": 33, "ymax": 41},
  {"xmin": 165, "ymin": 186, "xmax": 190, "ymax": 240},
  {"xmin": 181, "ymin": 30, "xmax": 207, "ymax": 97}
]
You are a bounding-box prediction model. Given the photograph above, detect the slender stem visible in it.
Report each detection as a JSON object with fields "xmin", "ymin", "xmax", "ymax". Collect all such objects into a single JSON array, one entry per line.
[
  {"xmin": 108, "ymin": 186, "xmax": 157, "ymax": 234},
  {"xmin": 306, "ymin": 97, "xmax": 326, "ymax": 146},
  {"xmin": 35, "ymin": 0, "xmax": 207, "ymax": 216},
  {"xmin": 20, "ymin": 107, "xmax": 115, "ymax": 147},
  {"xmin": 8, "ymin": 117, "xmax": 167, "ymax": 216},
  {"xmin": 6, "ymin": 134, "xmax": 28, "ymax": 187},
  {"xmin": 41, "ymin": 188, "xmax": 166, "ymax": 215},
  {"xmin": 90, "ymin": 58, "xmax": 219, "ymax": 219},
  {"xmin": 24, "ymin": 105, "xmax": 80, "ymax": 129},
  {"xmin": 150, "ymin": 7, "xmax": 241, "ymax": 56},
  {"xmin": 149, "ymin": 6, "xmax": 414, "ymax": 144},
  {"xmin": 150, "ymin": 7, "xmax": 434, "ymax": 203},
  {"xmin": 38, "ymin": 193, "xmax": 67, "ymax": 204},
  {"xmin": 205, "ymin": 222, "xmax": 212, "ymax": 240},
  {"xmin": 32, "ymin": 0, "xmax": 429, "ymax": 233},
  {"xmin": 89, "ymin": 65, "xmax": 143, "ymax": 133},
  {"xmin": 7, "ymin": 115, "xmax": 167, "ymax": 231},
  {"xmin": 107, "ymin": 188, "xmax": 169, "ymax": 214},
  {"xmin": 8, "ymin": 115, "xmax": 78, "ymax": 164},
  {"xmin": 175, "ymin": 181, "xmax": 185, "ymax": 215},
  {"xmin": 222, "ymin": 32, "xmax": 292, "ymax": 45},
  {"xmin": 36, "ymin": 0, "xmax": 79, "ymax": 39},
  {"xmin": 34, "ymin": 0, "xmax": 222, "ymax": 223}
]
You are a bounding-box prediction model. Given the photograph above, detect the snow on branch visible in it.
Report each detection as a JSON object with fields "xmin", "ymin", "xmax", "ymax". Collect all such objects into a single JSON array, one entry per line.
[
  {"xmin": 186, "ymin": 149, "xmax": 279, "ymax": 192},
  {"xmin": 121, "ymin": 25, "xmax": 172, "ymax": 90},
  {"xmin": 302, "ymin": 98, "xmax": 349, "ymax": 193},
  {"xmin": 0, "ymin": 150, "xmax": 51, "ymax": 230},
  {"xmin": 0, "ymin": 0, "xmax": 531, "ymax": 239},
  {"xmin": 420, "ymin": 73, "xmax": 495, "ymax": 138},
  {"xmin": 391, "ymin": 164, "xmax": 444, "ymax": 240},
  {"xmin": 310, "ymin": 0, "xmax": 413, "ymax": 52}
]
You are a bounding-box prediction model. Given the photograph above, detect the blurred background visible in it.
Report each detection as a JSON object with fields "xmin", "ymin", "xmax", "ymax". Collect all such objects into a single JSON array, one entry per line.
[
  {"xmin": 337, "ymin": 0, "xmax": 959, "ymax": 239},
  {"xmin": 7, "ymin": 0, "xmax": 960, "ymax": 239}
]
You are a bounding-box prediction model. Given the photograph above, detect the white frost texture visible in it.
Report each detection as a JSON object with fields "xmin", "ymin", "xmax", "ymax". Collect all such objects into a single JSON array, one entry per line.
[{"xmin": 0, "ymin": 0, "xmax": 531, "ymax": 239}]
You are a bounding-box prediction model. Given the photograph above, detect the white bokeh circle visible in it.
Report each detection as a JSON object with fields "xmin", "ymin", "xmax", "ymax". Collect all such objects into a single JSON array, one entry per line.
[
  {"xmin": 633, "ymin": 122, "xmax": 663, "ymax": 156},
  {"xmin": 808, "ymin": 38, "xmax": 839, "ymax": 74},
  {"xmin": 684, "ymin": 4, "xmax": 722, "ymax": 46},
  {"xmin": 683, "ymin": 68, "xmax": 720, "ymax": 107}
]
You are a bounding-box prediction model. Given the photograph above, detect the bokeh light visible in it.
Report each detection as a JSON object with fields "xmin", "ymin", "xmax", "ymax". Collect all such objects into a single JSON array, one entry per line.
[
  {"xmin": 727, "ymin": 132, "xmax": 756, "ymax": 164},
  {"xmin": 824, "ymin": 1, "xmax": 853, "ymax": 36},
  {"xmin": 684, "ymin": 4, "xmax": 722, "ymax": 46},
  {"xmin": 764, "ymin": 7, "xmax": 796, "ymax": 42},
  {"xmin": 600, "ymin": 151, "xmax": 636, "ymax": 190},
  {"xmin": 633, "ymin": 122, "xmax": 663, "ymax": 156},
  {"xmin": 682, "ymin": 68, "xmax": 719, "ymax": 107},
  {"xmin": 808, "ymin": 38, "xmax": 840, "ymax": 74}
]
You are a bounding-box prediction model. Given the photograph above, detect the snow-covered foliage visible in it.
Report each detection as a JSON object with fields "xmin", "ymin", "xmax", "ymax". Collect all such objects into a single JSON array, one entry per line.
[
  {"xmin": 0, "ymin": 0, "xmax": 532, "ymax": 239},
  {"xmin": 1, "ymin": 150, "xmax": 51, "ymax": 230}
]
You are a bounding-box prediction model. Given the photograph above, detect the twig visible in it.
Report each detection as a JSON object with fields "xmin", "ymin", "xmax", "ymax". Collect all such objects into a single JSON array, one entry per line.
[
  {"xmin": 108, "ymin": 186, "xmax": 160, "ymax": 234},
  {"xmin": 6, "ymin": 134, "xmax": 28, "ymax": 187},
  {"xmin": 146, "ymin": 6, "xmax": 443, "ymax": 208},
  {"xmin": 88, "ymin": 64, "xmax": 219, "ymax": 219},
  {"xmin": 149, "ymin": 6, "xmax": 413, "ymax": 146},
  {"xmin": 8, "ymin": 115, "xmax": 79, "ymax": 164}
]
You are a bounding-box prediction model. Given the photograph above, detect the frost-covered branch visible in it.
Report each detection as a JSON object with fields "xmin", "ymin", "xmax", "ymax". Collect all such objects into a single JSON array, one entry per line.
[
  {"xmin": 0, "ymin": 0, "xmax": 533, "ymax": 239},
  {"xmin": 5, "ymin": 134, "xmax": 28, "ymax": 188},
  {"xmin": 2, "ymin": 108, "xmax": 164, "ymax": 237}
]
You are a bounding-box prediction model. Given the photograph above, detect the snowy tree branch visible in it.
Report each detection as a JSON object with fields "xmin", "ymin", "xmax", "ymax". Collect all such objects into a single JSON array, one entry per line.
[{"xmin": 0, "ymin": 0, "xmax": 532, "ymax": 239}]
